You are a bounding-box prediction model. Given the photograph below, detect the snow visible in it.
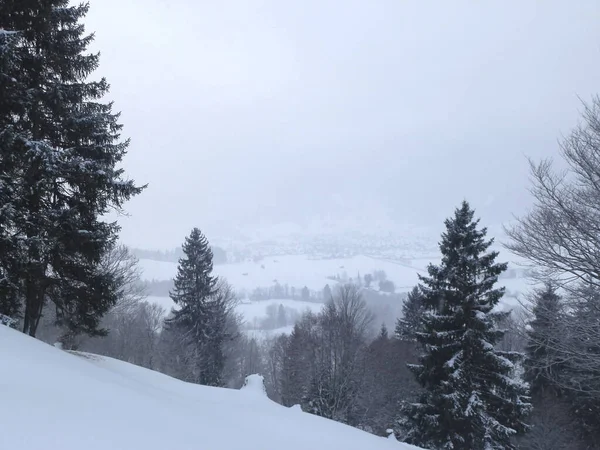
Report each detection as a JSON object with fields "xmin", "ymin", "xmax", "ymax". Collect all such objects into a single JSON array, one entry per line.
[
  {"xmin": 0, "ymin": 325, "xmax": 422, "ymax": 450},
  {"xmin": 445, "ymin": 350, "xmax": 463, "ymax": 369},
  {"xmin": 138, "ymin": 254, "xmax": 423, "ymax": 292},
  {"xmin": 244, "ymin": 325, "xmax": 296, "ymax": 340},
  {"xmin": 146, "ymin": 296, "xmax": 324, "ymax": 329},
  {"xmin": 139, "ymin": 254, "xmax": 537, "ymax": 304},
  {"xmin": 240, "ymin": 374, "xmax": 268, "ymax": 398}
]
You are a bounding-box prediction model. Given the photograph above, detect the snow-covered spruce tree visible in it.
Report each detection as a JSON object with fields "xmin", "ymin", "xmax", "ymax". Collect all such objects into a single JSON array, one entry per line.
[
  {"xmin": 165, "ymin": 228, "xmax": 228, "ymax": 386},
  {"xmin": 396, "ymin": 286, "xmax": 425, "ymax": 342},
  {"xmin": 0, "ymin": 1, "xmax": 143, "ymax": 336},
  {"xmin": 401, "ymin": 201, "xmax": 530, "ymax": 450},
  {"xmin": 0, "ymin": 27, "xmax": 26, "ymax": 319}
]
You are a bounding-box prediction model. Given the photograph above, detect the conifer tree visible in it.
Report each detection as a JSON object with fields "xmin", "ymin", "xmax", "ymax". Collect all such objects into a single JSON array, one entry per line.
[
  {"xmin": 565, "ymin": 283, "xmax": 600, "ymax": 442},
  {"xmin": 323, "ymin": 284, "xmax": 332, "ymax": 301},
  {"xmin": 396, "ymin": 286, "xmax": 424, "ymax": 341},
  {"xmin": 0, "ymin": 1, "xmax": 143, "ymax": 336},
  {"xmin": 0, "ymin": 28, "xmax": 25, "ymax": 318},
  {"xmin": 166, "ymin": 228, "xmax": 226, "ymax": 386},
  {"xmin": 401, "ymin": 201, "xmax": 530, "ymax": 450},
  {"xmin": 524, "ymin": 282, "xmax": 564, "ymax": 395},
  {"xmin": 301, "ymin": 286, "xmax": 310, "ymax": 301}
]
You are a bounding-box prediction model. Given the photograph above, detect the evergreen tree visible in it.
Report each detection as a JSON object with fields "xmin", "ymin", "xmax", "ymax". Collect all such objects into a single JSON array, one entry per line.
[
  {"xmin": 323, "ymin": 284, "xmax": 332, "ymax": 301},
  {"xmin": 0, "ymin": 28, "xmax": 25, "ymax": 319},
  {"xmin": 519, "ymin": 283, "xmax": 585, "ymax": 450},
  {"xmin": 396, "ymin": 286, "xmax": 424, "ymax": 342},
  {"xmin": 565, "ymin": 283, "xmax": 600, "ymax": 443},
  {"xmin": 277, "ymin": 304, "xmax": 287, "ymax": 328},
  {"xmin": 165, "ymin": 228, "xmax": 225, "ymax": 386},
  {"xmin": 524, "ymin": 282, "xmax": 564, "ymax": 396},
  {"xmin": 379, "ymin": 322, "xmax": 389, "ymax": 339},
  {"xmin": 301, "ymin": 286, "xmax": 310, "ymax": 301},
  {"xmin": 0, "ymin": 1, "xmax": 143, "ymax": 336},
  {"xmin": 401, "ymin": 201, "xmax": 530, "ymax": 450}
]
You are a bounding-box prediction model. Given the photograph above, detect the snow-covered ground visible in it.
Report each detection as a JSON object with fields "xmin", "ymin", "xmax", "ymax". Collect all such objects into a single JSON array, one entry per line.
[
  {"xmin": 245, "ymin": 325, "xmax": 296, "ymax": 341},
  {"xmin": 140, "ymin": 252, "xmax": 537, "ymax": 311},
  {"xmin": 146, "ymin": 296, "xmax": 324, "ymax": 323},
  {"xmin": 139, "ymin": 254, "xmax": 426, "ymax": 292},
  {"xmin": 0, "ymin": 325, "xmax": 421, "ymax": 450}
]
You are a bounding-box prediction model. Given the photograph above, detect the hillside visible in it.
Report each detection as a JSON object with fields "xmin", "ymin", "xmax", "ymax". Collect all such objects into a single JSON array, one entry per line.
[{"xmin": 0, "ymin": 325, "xmax": 421, "ymax": 450}]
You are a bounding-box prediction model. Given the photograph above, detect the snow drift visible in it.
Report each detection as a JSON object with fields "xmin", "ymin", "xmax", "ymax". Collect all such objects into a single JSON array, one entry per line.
[{"xmin": 0, "ymin": 325, "xmax": 421, "ymax": 450}]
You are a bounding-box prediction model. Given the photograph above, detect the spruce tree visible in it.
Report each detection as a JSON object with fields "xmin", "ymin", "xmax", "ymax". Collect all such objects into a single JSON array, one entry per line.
[
  {"xmin": 166, "ymin": 228, "xmax": 224, "ymax": 386},
  {"xmin": 566, "ymin": 283, "xmax": 600, "ymax": 442},
  {"xmin": 0, "ymin": 28, "xmax": 25, "ymax": 319},
  {"xmin": 396, "ymin": 286, "xmax": 424, "ymax": 341},
  {"xmin": 0, "ymin": 1, "xmax": 143, "ymax": 336},
  {"xmin": 402, "ymin": 201, "xmax": 530, "ymax": 450},
  {"xmin": 524, "ymin": 282, "xmax": 564, "ymax": 396}
]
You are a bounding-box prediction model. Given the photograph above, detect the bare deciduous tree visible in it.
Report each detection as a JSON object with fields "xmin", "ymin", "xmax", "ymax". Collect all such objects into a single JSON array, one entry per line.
[{"xmin": 505, "ymin": 96, "xmax": 600, "ymax": 289}]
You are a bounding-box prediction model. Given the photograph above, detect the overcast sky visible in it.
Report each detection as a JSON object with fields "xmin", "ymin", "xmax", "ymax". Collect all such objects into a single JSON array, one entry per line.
[{"xmin": 86, "ymin": 0, "xmax": 600, "ymax": 248}]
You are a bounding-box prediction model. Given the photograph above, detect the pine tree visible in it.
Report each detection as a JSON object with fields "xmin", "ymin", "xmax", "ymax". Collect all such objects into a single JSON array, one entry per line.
[
  {"xmin": 524, "ymin": 282, "xmax": 564, "ymax": 396},
  {"xmin": 165, "ymin": 228, "xmax": 224, "ymax": 386},
  {"xmin": 396, "ymin": 286, "xmax": 424, "ymax": 341},
  {"xmin": 402, "ymin": 201, "xmax": 530, "ymax": 450},
  {"xmin": 0, "ymin": 1, "xmax": 143, "ymax": 336}
]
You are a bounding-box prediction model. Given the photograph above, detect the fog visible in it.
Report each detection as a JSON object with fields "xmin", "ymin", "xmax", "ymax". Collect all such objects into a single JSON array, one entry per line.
[{"xmin": 86, "ymin": 0, "xmax": 600, "ymax": 248}]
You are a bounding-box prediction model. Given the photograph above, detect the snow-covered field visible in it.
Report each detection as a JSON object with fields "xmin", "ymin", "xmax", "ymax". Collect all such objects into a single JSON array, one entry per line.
[
  {"xmin": 140, "ymin": 252, "xmax": 537, "ymax": 311},
  {"xmin": 139, "ymin": 254, "xmax": 427, "ymax": 292},
  {"xmin": 0, "ymin": 325, "xmax": 421, "ymax": 450},
  {"xmin": 146, "ymin": 296, "xmax": 325, "ymax": 336},
  {"xmin": 245, "ymin": 325, "xmax": 296, "ymax": 341}
]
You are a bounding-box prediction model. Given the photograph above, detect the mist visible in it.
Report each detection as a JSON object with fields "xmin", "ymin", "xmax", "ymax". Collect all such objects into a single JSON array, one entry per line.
[{"xmin": 80, "ymin": 0, "xmax": 600, "ymax": 248}]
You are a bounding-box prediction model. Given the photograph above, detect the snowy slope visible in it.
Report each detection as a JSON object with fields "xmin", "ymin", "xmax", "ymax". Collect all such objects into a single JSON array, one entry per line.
[{"xmin": 0, "ymin": 326, "xmax": 421, "ymax": 450}]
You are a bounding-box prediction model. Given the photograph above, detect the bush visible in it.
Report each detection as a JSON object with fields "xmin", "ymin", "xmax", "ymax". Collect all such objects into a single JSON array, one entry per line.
[{"xmin": 378, "ymin": 280, "xmax": 395, "ymax": 293}]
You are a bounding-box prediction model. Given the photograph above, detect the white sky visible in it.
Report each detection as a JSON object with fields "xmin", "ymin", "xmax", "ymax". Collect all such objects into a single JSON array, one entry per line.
[{"xmin": 85, "ymin": 0, "xmax": 600, "ymax": 248}]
